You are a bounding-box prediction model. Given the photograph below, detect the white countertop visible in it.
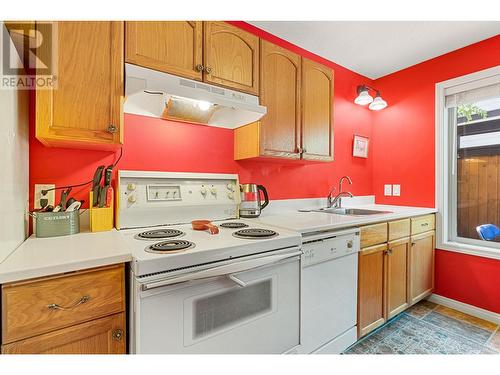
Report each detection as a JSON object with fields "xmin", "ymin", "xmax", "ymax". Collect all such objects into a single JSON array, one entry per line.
[
  {"xmin": 256, "ymin": 203, "xmax": 436, "ymax": 234},
  {"xmin": 0, "ymin": 197, "xmax": 436, "ymax": 284},
  {"xmin": 0, "ymin": 229, "xmax": 132, "ymax": 284}
]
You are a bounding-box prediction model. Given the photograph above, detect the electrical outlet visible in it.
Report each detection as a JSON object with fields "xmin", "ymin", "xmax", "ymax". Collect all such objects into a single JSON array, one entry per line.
[
  {"xmin": 34, "ymin": 184, "xmax": 55, "ymax": 209},
  {"xmin": 384, "ymin": 184, "xmax": 392, "ymax": 196},
  {"xmin": 392, "ymin": 184, "xmax": 401, "ymax": 196}
]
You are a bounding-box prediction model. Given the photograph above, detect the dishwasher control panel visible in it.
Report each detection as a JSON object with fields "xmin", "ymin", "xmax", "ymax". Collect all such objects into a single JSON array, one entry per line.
[{"xmin": 301, "ymin": 229, "xmax": 360, "ymax": 267}]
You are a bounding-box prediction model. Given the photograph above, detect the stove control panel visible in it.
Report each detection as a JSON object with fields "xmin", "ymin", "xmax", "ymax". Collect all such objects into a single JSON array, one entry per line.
[
  {"xmin": 117, "ymin": 171, "xmax": 241, "ymax": 229},
  {"xmin": 123, "ymin": 181, "xmax": 237, "ymax": 207}
]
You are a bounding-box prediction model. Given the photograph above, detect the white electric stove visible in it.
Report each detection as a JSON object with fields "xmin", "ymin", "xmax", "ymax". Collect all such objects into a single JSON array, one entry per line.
[{"xmin": 117, "ymin": 170, "xmax": 302, "ymax": 354}]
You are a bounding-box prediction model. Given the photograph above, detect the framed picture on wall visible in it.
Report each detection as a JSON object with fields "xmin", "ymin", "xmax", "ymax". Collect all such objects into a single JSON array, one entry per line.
[{"xmin": 353, "ymin": 135, "xmax": 369, "ymax": 158}]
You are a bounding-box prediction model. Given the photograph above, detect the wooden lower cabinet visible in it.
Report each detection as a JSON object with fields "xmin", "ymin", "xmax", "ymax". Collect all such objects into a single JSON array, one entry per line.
[
  {"xmin": 410, "ymin": 230, "xmax": 435, "ymax": 304},
  {"xmin": 1, "ymin": 313, "xmax": 125, "ymax": 354},
  {"xmin": 358, "ymin": 215, "xmax": 435, "ymax": 338},
  {"xmin": 386, "ymin": 237, "xmax": 410, "ymax": 319},
  {"xmin": 1, "ymin": 264, "xmax": 126, "ymax": 354},
  {"xmin": 358, "ymin": 243, "xmax": 387, "ymax": 337}
]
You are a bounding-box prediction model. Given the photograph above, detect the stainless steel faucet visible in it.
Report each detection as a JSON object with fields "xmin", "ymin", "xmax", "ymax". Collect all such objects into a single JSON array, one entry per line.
[{"xmin": 327, "ymin": 176, "xmax": 353, "ymax": 208}]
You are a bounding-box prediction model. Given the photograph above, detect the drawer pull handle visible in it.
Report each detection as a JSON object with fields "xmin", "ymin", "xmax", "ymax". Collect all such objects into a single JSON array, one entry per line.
[
  {"xmin": 47, "ymin": 295, "xmax": 91, "ymax": 311},
  {"xmin": 421, "ymin": 223, "xmax": 429, "ymax": 226},
  {"xmin": 112, "ymin": 329, "xmax": 124, "ymax": 342}
]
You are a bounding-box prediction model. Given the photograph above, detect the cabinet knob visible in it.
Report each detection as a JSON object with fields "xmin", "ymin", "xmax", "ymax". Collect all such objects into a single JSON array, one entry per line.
[
  {"xmin": 107, "ymin": 124, "xmax": 118, "ymax": 134},
  {"xmin": 204, "ymin": 66, "xmax": 213, "ymax": 74},
  {"xmin": 195, "ymin": 64, "xmax": 205, "ymax": 72},
  {"xmin": 112, "ymin": 329, "xmax": 123, "ymax": 341}
]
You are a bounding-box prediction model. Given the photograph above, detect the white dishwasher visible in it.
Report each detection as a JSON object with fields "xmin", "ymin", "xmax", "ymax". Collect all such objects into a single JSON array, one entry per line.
[{"xmin": 298, "ymin": 227, "xmax": 360, "ymax": 354}]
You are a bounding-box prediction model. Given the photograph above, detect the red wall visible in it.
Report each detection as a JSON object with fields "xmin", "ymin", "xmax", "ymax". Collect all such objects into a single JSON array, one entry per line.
[
  {"xmin": 372, "ymin": 35, "xmax": 500, "ymax": 207},
  {"xmin": 371, "ymin": 35, "xmax": 500, "ymax": 313},
  {"xmin": 435, "ymin": 250, "xmax": 500, "ymax": 313},
  {"xmin": 29, "ymin": 22, "xmax": 374, "ymax": 210}
]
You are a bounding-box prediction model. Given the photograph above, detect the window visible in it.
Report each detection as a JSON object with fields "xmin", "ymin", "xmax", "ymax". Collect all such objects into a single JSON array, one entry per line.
[{"xmin": 436, "ymin": 66, "xmax": 500, "ymax": 258}]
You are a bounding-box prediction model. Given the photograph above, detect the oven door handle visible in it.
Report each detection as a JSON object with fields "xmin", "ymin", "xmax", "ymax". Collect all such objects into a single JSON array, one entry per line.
[{"xmin": 140, "ymin": 250, "xmax": 302, "ymax": 291}]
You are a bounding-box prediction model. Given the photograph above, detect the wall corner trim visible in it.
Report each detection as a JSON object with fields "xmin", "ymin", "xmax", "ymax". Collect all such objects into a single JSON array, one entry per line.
[{"xmin": 428, "ymin": 293, "xmax": 500, "ymax": 325}]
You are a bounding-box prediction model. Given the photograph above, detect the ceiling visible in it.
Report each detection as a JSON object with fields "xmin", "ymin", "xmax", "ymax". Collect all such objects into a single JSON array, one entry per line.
[{"xmin": 249, "ymin": 21, "xmax": 500, "ymax": 79}]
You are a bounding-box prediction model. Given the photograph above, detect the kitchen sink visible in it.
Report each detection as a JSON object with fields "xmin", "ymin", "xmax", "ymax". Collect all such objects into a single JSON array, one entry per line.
[{"xmin": 311, "ymin": 207, "xmax": 393, "ymax": 216}]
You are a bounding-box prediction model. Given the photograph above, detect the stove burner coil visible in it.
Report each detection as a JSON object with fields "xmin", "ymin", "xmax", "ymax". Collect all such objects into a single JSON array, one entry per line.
[
  {"xmin": 137, "ymin": 229, "xmax": 185, "ymax": 240},
  {"xmin": 219, "ymin": 222, "xmax": 249, "ymax": 229},
  {"xmin": 145, "ymin": 240, "xmax": 195, "ymax": 254},
  {"xmin": 232, "ymin": 228, "xmax": 278, "ymax": 239}
]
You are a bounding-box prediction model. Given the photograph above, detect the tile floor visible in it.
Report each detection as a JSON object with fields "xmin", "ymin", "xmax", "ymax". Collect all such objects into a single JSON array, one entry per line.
[{"xmin": 344, "ymin": 300, "xmax": 500, "ymax": 354}]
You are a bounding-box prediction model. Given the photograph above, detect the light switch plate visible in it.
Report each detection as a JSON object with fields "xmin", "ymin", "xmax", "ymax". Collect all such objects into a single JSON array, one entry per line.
[
  {"xmin": 384, "ymin": 184, "xmax": 392, "ymax": 196},
  {"xmin": 34, "ymin": 184, "xmax": 55, "ymax": 209},
  {"xmin": 392, "ymin": 184, "xmax": 401, "ymax": 196}
]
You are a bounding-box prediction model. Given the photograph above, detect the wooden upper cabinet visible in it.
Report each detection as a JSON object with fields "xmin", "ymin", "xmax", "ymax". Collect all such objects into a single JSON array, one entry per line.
[
  {"xmin": 259, "ymin": 40, "xmax": 301, "ymax": 159},
  {"xmin": 301, "ymin": 58, "xmax": 334, "ymax": 161},
  {"xmin": 203, "ymin": 22, "xmax": 259, "ymax": 95},
  {"xmin": 125, "ymin": 21, "xmax": 203, "ymax": 80},
  {"xmin": 36, "ymin": 21, "xmax": 123, "ymax": 150}
]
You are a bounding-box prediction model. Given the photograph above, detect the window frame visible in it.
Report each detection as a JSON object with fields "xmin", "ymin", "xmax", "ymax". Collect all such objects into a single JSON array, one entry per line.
[{"xmin": 435, "ymin": 65, "xmax": 500, "ymax": 261}]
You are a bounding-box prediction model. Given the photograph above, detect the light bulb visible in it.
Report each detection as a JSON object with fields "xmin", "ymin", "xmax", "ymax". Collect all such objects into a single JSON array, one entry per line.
[
  {"xmin": 197, "ymin": 100, "xmax": 211, "ymax": 111},
  {"xmin": 368, "ymin": 94, "xmax": 387, "ymax": 111},
  {"xmin": 354, "ymin": 89, "xmax": 373, "ymax": 106}
]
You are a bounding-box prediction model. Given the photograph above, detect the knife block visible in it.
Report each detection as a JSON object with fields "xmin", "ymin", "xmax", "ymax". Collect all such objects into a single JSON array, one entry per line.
[{"xmin": 89, "ymin": 190, "xmax": 114, "ymax": 232}]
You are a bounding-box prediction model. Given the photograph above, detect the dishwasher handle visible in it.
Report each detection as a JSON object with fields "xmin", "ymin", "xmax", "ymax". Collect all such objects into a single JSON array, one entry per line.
[{"xmin": 141, "ymin": 250, "xmax": 302, "ymax": 291}]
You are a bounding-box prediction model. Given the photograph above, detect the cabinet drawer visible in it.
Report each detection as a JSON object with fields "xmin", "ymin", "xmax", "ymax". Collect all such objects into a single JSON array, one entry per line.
[
  {"xmin": 411, "ymin": 214, "xmax": 435, "ymax": 235},
  {"xmin": 360, "ymin": 222, "xmax": 388, "ymax": 248},
  {"xmin": 1, "ymin": 264, "xmax": 125, "ymax": 344},
  {"xmin": 388, "ymin": 219, "xmax": 410, "ymax": 241}
]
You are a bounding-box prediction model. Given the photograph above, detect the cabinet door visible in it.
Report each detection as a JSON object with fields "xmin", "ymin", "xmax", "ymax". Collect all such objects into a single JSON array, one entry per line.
[
  {"xmin": 410, "ymin": 231, "xmax": 435, "ymax": 304},
  {"xmin": 36, "ymin": 21, "xmax": 123, "ymax": 150},
  {"xmin": 301, "ymin": 58, "xmax": 334, "ymax": 161},
  {"xmin": 260, "ymin": 40, "xmax": 301, "ymax": 159},
  {"xmin": 1, "ymin": 313, "xmax": 126, "ymax": 354},
  {"xmin": 203, "ymin": 22, "xmax": 259, "ymax": 95},
  {"xmin": 386, "ymin": 238, "xmax": 410, "ymax": 319},
  {"xmin": 358, "ymin": 243, "xmax": 387, "ymax": 338},
  {"xmin": 125, "ymin": 21, "xmax": 203, "ymax": 80}
]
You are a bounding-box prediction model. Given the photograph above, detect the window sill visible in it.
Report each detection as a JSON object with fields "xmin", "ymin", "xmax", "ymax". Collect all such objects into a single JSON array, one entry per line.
[{"xmin": 437, "ymin": 241, "xmax": 500, "ymax": 260}]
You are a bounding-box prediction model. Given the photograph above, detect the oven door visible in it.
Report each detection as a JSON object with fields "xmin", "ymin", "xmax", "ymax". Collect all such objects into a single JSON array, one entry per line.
[{"xmin": 132, "ymin": 249, "xmax": 301, "ymax": 354}]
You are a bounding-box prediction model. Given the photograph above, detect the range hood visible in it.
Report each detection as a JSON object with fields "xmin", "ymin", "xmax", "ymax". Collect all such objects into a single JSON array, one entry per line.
[{"xmin": 124, "ymin": 63, "xmax": 267, "ymax": 129}]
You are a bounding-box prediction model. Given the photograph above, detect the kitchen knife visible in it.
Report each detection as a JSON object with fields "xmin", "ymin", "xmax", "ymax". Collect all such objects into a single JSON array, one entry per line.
[
  {"xmin": 91, "ymin": 165, "xmax": 105, "ymax": 206},
  {"xmin": 98, "ymin": 186, "xmax": 107, "ymax": 208},
  {"xmin": 98, "ymin": 164, "xmax": 114, "ymax": 208},
  {"xmin": 58, "ymin": 187, "xmax": 71, "ymax": 211}
]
